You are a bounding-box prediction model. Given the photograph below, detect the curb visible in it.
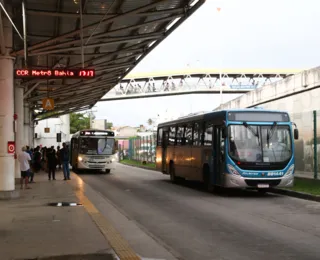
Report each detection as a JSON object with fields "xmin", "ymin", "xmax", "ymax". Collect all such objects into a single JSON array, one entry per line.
[
  {"xmin": 120, "ymin": 162, "xmax": 158, "ymax": 172},
  {"xmin": 270, "ymin": 188, "xmax": 320, "ymax": 202}
]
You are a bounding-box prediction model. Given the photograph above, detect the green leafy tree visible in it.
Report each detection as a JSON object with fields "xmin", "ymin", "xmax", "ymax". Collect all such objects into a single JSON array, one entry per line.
[
  {"xmin": 106, "ymin": 122, "xmax": 113, "ymax": 129},
  {"xmin": 70, "ymin": 113, "xmax": 90, "ymax": 134},
  {"xmin": 147, "ymin": 118, "xmax": 154, "ymax": 126}
]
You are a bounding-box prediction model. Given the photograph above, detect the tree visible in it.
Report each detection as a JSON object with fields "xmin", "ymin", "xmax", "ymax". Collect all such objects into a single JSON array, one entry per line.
[
  {"xmin": 147, "ymin": 118, "xmax": 154, "ymax": 126},
  {"xmin": 70, "ymin": 113, "xmax": 90, "ymax": 134},
  {"xmin": 106, "ymin": 122, "xmax": 113, "ymax": 129}
]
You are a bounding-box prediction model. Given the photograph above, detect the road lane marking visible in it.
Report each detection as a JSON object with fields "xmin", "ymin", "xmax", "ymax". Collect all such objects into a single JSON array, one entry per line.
[{"xmin": 70, "ymin": 173, "xmax": 141, "ymax": 260}]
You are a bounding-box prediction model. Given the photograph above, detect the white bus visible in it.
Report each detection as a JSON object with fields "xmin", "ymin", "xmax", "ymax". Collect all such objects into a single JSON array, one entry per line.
[{"xmin": 70, "ymin": 129, "xmax": 117, "ymax": 173}]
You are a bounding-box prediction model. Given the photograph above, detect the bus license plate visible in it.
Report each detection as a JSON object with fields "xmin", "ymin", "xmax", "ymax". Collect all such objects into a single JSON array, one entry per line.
[{"xmin": 258, "ymin": 184, "xmax": 269, "ymax": 188}]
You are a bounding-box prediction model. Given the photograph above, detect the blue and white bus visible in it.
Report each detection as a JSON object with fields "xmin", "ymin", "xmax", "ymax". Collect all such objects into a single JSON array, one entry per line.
[{"xmin": 156, "ymin": 109, "xmax": 299, "ymax": 192}]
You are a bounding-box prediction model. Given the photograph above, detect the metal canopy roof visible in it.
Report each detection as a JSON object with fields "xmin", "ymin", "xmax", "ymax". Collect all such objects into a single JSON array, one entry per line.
[{"xmin": 8, "ymin": 0, "xmax": 205, "ymax": 120}]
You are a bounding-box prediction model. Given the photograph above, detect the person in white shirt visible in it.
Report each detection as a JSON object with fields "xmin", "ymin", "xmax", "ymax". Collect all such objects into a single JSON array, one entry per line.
[{"xmin": 17, "ymin": 146, "xmax": 32, "ymax": 189}]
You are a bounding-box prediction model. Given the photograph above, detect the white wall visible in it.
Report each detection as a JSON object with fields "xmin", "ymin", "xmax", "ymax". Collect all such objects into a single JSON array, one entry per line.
[
  {"xmin": 34, "ymin": 114, "xmax": 70, "ymax": 148},
  {"xmin": 92, "ymin": 119, "xmax": 106, "ymax": 130}
]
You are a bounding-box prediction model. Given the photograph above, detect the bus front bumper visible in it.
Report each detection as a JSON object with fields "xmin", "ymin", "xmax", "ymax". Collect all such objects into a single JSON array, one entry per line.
[
  {"xmin": 223, "ymin": 173, "xmax": 294, "ymax": 188},
  {"xmin": 77, "ymin": 160, "xmax": 116, "ymax": 170}
]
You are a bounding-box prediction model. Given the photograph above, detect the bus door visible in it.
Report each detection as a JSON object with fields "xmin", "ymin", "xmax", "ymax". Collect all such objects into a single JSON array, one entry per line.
[
  {"xmin": 70, "ymin": 138, "xmax": 78, "ymax": 167},
  {"xmin": 162, "ymin": 131, "xmax": 169, "ymax": 172},
  {"xmin": 213, "ymin": 126, "xmax": 225, "ymax": 185}
]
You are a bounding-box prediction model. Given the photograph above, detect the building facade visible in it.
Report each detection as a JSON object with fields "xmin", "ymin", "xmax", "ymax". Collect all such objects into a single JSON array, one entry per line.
[{"xmin": 34, "ymin": 114, "xmax": 70, "ymax": 148}]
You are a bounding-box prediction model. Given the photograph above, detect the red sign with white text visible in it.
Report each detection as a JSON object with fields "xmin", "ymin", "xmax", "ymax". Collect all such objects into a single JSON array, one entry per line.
[
  {"xmin": 8, "ymin": 141, "xmax": 15, "ymax": 154},
  {"xmin": 14, "ymin": 69, "xmax": 95, "ymax": 79}
]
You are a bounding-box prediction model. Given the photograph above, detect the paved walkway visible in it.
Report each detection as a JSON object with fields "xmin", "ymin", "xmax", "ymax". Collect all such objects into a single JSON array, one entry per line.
[{"xmin": 0, "ymin": 170, "xmax": 115, "ymax": 260}]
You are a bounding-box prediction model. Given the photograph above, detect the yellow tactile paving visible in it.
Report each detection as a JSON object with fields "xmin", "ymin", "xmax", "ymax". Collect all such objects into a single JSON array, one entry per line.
[{"xmin": 70, "ymin": 180, "xmax": 141, "ymax": 260}]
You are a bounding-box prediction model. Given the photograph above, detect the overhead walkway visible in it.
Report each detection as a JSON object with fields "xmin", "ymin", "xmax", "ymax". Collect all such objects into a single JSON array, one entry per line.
[
  {"xmin": 216, "ymin": 66, "xmax": 320, "ymax": 110},
  {"xmin": 100, "ymin": 68, "xmax": 301, "ymax": 101}
]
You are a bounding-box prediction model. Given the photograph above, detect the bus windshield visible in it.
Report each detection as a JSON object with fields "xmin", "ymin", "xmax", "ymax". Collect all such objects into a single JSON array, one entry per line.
[
  {"xmin": 80, "ymin": 137, "xmax": 114, "ymax": 155},
  {"xmin": 228, "ymin": 124, "xmax": 292, "ymax": 163}
]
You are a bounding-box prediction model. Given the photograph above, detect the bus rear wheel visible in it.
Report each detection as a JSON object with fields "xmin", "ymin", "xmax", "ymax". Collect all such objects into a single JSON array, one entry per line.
[
  {"xmin": 203, "ymin": 166, "xmax": 214, "ymax": 192},
  {"xmin": 169, "ymin": 163, "xmax": 177, "ymax": 183}
]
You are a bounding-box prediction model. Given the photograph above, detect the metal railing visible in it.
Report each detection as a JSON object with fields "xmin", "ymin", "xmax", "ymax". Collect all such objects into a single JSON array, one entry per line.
[
  {"xmin": 292, "ymin": 110, "xmax": 320, "ymax": 179},
  {"xmin": 119, "ymin": 134, "xmax": 157, "ymax": 163}
]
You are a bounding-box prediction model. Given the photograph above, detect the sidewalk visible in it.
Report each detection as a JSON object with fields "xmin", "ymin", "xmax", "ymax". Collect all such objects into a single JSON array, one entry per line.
[{"xmin": 0, "ymin": 170, "xmax": 115, "ymax": 260}]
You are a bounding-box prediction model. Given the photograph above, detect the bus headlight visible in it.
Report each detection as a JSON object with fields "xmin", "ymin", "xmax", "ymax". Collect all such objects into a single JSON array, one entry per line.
[
  {"xmin": 227, "ymin": 164, "xmax": 240, "ymax": 175},
  {"xmin": 78, "ymin": 156, "xmax": 83, "ymax": 162},
  {"xmin": 284, "ymin": 164, "xmax": 294, "ymax": 176},
  {"xmin": 111, "ymin": 158, "xmax": 115, "ymax": 162}
]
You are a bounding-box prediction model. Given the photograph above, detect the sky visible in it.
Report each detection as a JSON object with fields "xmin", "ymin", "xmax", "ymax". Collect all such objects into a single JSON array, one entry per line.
[{"xmin": 93, "ymin": 0, "xmax": 320, "ymax": 127}]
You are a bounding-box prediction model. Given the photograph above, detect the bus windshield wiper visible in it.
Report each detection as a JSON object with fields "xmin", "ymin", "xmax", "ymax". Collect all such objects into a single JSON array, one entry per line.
[
  {"xmin": 266, "ymin": 122, "xmax": 277, "ymax": 147},
  {"xmin": 243, "ymin": 122, "xmax": 260, "ymax": 145}
]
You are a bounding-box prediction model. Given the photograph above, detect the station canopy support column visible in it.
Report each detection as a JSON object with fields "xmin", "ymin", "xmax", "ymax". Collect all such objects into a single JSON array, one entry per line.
[
  {"xmin": 14, "ymin": 86, "xmax": 24, "ymax": 179},
  {"xmin": 0, "ymin": 6, "xmax": 19, "ymax": 199},
  {"xmin": 23, "ymin": 102, "xmax": 31, "ymax": 147}
]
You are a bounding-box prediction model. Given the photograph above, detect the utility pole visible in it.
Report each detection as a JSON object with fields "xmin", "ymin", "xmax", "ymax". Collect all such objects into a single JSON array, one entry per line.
[{"xmin": 87, "ymin": 107, "xmax": 97, "ymax": 129}]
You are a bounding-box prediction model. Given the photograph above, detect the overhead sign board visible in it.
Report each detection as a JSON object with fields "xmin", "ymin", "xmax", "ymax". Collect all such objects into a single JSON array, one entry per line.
[
  {"xmin": 42, "ymin": 98, "xmax": 54, "ymax": 110},
  {"xmin": 14, "ymin": 69, "xmax": 95, "ymax": 79},
  {"xmin": 230, "ymin": 85, "xmax": 258, "ymax": 90},
  {"xmin": 44, "ymin": 127, "xmax": 50, "ymax": 133}
]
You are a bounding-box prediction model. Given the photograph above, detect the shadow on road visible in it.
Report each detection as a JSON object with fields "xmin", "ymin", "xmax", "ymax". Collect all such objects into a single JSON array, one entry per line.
[{"xmin": 161, "ymin": 178, "xmax": 281, "ymax": 199}]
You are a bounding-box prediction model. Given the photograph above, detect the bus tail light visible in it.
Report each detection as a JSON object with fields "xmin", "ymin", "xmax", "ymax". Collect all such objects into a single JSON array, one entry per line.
[{"xmin": 227, "ymin": 164, "xmax": 240, "ymax": 175}]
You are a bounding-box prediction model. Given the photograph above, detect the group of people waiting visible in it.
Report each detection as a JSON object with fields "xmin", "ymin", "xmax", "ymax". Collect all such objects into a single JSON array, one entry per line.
[{"xmin": 17, "ymin": 142, "xmax": 71, "ymax": 189}]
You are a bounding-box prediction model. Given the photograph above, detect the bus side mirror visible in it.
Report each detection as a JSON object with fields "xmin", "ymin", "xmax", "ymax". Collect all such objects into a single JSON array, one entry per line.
[
  {"xmin": 294, "ymin": 129, "xmax": 299, "ymax": 140},
  {"xmin": 222, "ymin": 128, "xmax": 227, "ymax": 139}
]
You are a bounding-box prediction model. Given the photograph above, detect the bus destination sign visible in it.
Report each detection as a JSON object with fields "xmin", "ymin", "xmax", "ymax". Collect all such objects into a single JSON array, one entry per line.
[
  {"xmin": 14, "ymin": 69, "xmax": 95, "ymax": 79},
  {"xmin": 81, "ymin": 131, "xmax": 114, "ymax": 137}
]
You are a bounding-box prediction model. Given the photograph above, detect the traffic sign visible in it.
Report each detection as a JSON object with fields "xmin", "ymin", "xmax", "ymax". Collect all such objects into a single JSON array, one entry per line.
[
  {"xmin": 7, "ymin": 141, "xmax": 15, "ymax": 154},
  {"xmin": 44, "ymin": 127, "xmax": 50, "ymax": 133},
  {"xmin": 42, "ymin": 98, "xmax": 54, "ymax": 110}
]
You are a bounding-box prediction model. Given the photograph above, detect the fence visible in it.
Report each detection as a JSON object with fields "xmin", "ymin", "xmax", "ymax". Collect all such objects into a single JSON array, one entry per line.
[
  {"xmin": 119, "ymin": 134, "xmax": 157, "ymax": 163},
  {"xmin": 292, "ymin": 110, "xmax": 320, "ymax": 179}
]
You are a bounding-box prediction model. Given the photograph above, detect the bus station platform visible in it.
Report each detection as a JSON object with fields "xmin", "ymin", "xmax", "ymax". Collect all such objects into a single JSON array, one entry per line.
[{"xmin": 0, "ymin": 171, "xmax": 115, "ymax": 260}]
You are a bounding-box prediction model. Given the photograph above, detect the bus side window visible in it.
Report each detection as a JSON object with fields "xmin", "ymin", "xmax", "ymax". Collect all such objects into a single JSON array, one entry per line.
[
  {"xmin": 204, "ymin": 122, "xmax": 213, "ymax": 146},
  {"xmin": 176, "ymin": 126, "xmax": 185, "ymax": 145},
  {"xmin": 157, "ymin": 128, "xmax": 163, "ymax": 146},
  {"xmin": 185, "ymin": 124, "xmax": 193, "ymax": 145},
  {"xmin": 168, "ymin": 126, "xmax": 176, "ymax": 146},
  {"xmin": 193, "ymin": 122, "xmax": 200, "ymax": 146}
]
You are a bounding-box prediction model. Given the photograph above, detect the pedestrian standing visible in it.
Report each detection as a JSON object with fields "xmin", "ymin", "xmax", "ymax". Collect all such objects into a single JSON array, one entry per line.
[
  {"xmin": 47, "ymin": 147, "xmax": 57, "ymax": 180},
  {"xmin": 60, "ymin": 142, "xmax": 70, "ymax": 180},
  {"xmin": 17, "ymin": 146, "xmax": 32, "ymax": 189}
]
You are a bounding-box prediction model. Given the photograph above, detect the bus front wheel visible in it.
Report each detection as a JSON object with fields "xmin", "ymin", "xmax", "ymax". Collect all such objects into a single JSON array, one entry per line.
[{"xmin": 104, "ymin": 169, "xmax": 111, "ymax": 174}]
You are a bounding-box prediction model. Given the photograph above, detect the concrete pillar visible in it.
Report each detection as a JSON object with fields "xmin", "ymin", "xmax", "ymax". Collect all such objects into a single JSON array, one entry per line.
[
  {"xmin": 14, "ymin": 87, "xmax": 24, "ymax": 179},
  {"xmin": 29, "ymin": 114, "xmax": 34, "ymax": 148},
  {"xmin": 24, "ymin": 103, "xmax": 30, "ymax": 147},
  {"xmin": 0, "ymin": 56, "xmax": 19, "ymax": 199}
]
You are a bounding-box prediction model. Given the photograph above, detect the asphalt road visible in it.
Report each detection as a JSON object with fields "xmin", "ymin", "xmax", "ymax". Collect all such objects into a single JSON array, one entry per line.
[{"xmin": 79, "ymin": 164, "xmax": 320, "ymax": 260}]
